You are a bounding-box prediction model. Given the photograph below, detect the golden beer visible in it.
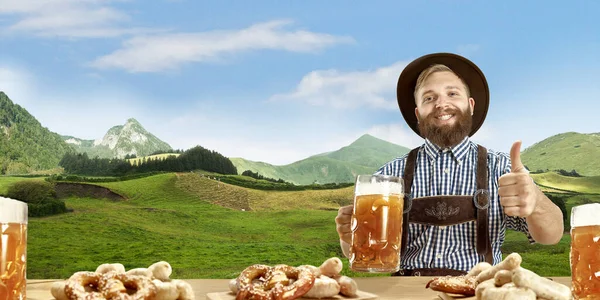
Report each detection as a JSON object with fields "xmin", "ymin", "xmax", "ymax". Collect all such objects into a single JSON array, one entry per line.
[
  {"xmin": 570, "ymin": 203, "xmax": 600, "ymax": 299},
  {"xmin": 571, "ymin": 225, "xmax": 600, "ymax": 299},
  {"xmin": 349, "ymin": 175, "xmax": 404, "ymax": 273},
  {"xmin": 0, "ymin": 198, "xmax": 28, "ymax": 300}
]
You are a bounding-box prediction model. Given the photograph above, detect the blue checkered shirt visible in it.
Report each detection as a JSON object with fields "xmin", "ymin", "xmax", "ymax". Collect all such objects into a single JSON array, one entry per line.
[{"xmin": 374, "ymin": 137, "xmax": 534, "ymax": 271}]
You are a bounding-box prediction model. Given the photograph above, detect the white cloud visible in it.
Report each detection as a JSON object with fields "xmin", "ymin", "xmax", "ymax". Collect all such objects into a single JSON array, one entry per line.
[
  {"xmin": 0, "ymin": 0, "xmax": 152, "ymax": 38},
  {"xmin": 88, "ymin": 19, "xmax": 355, "ymax": 73},
  {"xmin": 269, "ymin": 60, "xmax": 408, "ymax": 110},
  {"xmin": 366, "ymin": 123, "xmax": 424, "ymax": 149}
]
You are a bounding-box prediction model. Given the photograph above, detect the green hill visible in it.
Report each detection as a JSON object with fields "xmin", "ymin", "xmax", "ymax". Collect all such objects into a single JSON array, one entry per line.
[
  {"xmin": 522, "ymin": 132, "xmax": 600, "ymax": 176},
  {"xmin": 12, "ymin": 173, "xmax": 353, "ymax": 279},
  {"xmin": 4, "ymin": 170, "xmax": 598, "ymax": 280},
  {"xmin": 531, "ymin": 172, "xmax": 600, "ymax": 194},
  {"xmin": 230, "ymin": 134, "xmax": 411, "ymax": 185},
  {"xmin": 0, "ymin": 92, "xmax": 73, "ymax": 174}
]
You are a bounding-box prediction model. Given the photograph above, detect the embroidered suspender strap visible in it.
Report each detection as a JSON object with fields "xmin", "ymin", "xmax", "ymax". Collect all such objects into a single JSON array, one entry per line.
[
  {"xmin": 476, "ymin": 145, "xmax": 493, "ymax": 264},
  {"xmin": 400, "ymin": 147, "xmax": 419, "ymax": 258}
]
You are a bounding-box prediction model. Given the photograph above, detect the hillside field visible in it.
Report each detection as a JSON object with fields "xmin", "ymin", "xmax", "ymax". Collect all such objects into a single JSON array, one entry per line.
[{"xmin": 1, "ymin": 171, "xmax": 598, "ymax": 279}]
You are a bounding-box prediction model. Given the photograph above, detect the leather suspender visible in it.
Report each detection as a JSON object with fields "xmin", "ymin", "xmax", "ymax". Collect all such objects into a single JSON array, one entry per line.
[{"xmin": 399, "ymin": 144, "xmax": 493, "ymax": 269}]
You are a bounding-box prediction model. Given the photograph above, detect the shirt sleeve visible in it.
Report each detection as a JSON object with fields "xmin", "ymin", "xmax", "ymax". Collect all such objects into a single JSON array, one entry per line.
[{"xmin": 502, "ymin": 155, "xmax": 536, "ymax": 244}]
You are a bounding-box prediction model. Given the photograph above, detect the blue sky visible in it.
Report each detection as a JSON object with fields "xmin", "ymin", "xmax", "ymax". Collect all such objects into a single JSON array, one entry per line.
[{"xmin": 0, "ymin": 0, "xmax": 598, "ymax": 165}]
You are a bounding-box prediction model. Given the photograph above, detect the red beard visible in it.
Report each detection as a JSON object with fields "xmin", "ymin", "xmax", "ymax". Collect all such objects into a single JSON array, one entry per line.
[{"xmin": 417, "ymin": 107, "xmax": 473, "ymax": 148}]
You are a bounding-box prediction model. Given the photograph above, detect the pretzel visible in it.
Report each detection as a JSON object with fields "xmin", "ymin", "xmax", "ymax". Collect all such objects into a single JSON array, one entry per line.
[
  {"xmin": 64, "ymin": 271, "xmax": 105, "ymax": 300},
  {"xmin": 235, "ymin": 264, "xmax": 316, "ymax": 300},
  {"xmin": 99, "ymin": 271, "xmax": 157, "ymax": 300},
  {"xmin": 426, "ymin": 275, "xmax": 477, "ymax": 296}
]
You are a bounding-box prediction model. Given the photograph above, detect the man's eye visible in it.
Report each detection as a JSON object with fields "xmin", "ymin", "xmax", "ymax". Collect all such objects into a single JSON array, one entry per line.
[
  {"xmin": 449, "ymin": 92, "xmax": 458, "ymax": 96},
  {"xmin": 424, "ymin": 96, "xmax": 433, "ymax": 102}
]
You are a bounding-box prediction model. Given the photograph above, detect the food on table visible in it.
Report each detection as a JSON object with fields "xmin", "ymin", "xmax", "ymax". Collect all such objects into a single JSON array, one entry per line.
[
  {"xmin": 50, "ymin": 260, "xmax": 194, "ymax": 300},
  {"xmin": 426, "ymin": 253, "xmax": 573, "ymax": 300},
  {"xmin": 425, "ymin": 275, "xmax": 477, "ymax": 296},
  {"xmin": 230, "ymin": 257, "xmax": 360, "ymax": 299}
]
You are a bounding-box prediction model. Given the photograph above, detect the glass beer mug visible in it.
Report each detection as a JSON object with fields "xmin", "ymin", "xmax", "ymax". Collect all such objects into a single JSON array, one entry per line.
[
  {"xmin": 349, "ymin": 174, "xmax": 405, "ymax": 273},
  {"xmin": 0, "ymin": 197, "xmax": 28, "ymax": 300},
  {"xmin": 570, "ymin": 203, "xmax": 600, "ymax": 299}
]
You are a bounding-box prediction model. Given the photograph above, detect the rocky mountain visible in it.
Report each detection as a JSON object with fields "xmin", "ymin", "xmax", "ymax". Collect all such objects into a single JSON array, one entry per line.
[
  {"xmin": 63, "ymin": 118, "xmax": 173, "ymax": 159},
  {"xmin": 230, "ymin": 134, "xmax": 411, "ymax": 185},
  {"xmin": 521, "ymin": 132, "xmax": 600, "ymax": 176},
  {"xmin": 0, "ymin": 92, "xmax": 73, "ymax": 174}
]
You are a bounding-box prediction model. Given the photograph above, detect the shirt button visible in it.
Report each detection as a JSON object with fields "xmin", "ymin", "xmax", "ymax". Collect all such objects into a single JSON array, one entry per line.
[
  {"xmin": 444, "ymin": 168, "xmax": 449, "ymax": 174},
  {"xmin": 439, "ymin": 226, "xmax": 446, "ymax": 230},
  {"xmin": 436, "ymin": 254, "xmax": 442, "ymax": 259}
]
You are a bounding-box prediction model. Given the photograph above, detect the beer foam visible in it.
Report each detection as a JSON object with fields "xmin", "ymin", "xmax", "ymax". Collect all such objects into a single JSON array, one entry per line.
[
  {"xmin": 355, "ymin": 182, "xmax": 404, "ymax": 196},
  {"xmin": 571, "ymin": 203, "xmax": 600, "ymax": 228},
  {"xmin": 0, "ymin": 197, "xmax": 28, "ymax": 224}
]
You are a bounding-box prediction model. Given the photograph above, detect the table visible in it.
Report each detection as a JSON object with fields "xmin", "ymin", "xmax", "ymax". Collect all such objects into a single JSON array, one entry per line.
[{"xmin": 26, "ymin": 277, "xmax": 573, "ymax": 300}]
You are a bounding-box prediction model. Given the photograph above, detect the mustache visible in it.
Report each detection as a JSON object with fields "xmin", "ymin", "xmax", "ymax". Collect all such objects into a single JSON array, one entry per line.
[{"xmin": 427, "ymin": 108, "xmax": 460, "ymax": 118}]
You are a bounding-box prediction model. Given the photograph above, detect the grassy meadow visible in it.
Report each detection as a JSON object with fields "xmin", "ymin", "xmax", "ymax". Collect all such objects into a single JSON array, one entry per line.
[{"xmin": 1, "ymin": 171, "xmax": 599, "ymax": 279}]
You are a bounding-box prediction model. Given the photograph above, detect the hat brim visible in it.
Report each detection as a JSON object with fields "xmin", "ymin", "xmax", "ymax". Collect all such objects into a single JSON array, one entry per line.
[{"xmin": 396, "ymin": 52, "xmax": 489, "ymax": 138}]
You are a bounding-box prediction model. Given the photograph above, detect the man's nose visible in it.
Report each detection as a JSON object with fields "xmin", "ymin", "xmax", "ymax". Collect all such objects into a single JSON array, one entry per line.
[{"xmin": 434, "ymin": 95, "xmax": 450, "ymax": 109}]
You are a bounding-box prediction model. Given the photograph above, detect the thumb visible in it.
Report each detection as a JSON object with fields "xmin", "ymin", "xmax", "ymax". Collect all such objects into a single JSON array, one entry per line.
[{"xmin": 510, "ymin": 140, "xmax": 525, "ymax": 172}]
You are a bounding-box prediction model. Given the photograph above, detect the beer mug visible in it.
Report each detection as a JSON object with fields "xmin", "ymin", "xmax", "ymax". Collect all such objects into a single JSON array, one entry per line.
[
  {"xmin": 0, "ymin": 197, "xmax": 28, "ymax": 300},
  {"xmin": 570, "ymin": 203, "xmax": 600, "ymax": 299},
  {"xmin": 349, "ymin": 174, "xmax": 405, "ymax": 273}
]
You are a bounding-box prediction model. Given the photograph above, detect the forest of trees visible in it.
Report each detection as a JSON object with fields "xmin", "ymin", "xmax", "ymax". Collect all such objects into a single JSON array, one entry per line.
[
  {"xmin": 0, "ymin": 92, "xmax": 73, "ymax": 174},
  {"xmin": 241, "ymin": 170, "xmax": 288, "ymax": 183},
  {"xmin": 59, "ymin": 145, "xmax": 237, "ymax": 176}
]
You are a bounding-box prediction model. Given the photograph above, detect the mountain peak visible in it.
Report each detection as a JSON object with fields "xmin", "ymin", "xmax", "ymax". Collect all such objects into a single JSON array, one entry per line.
[
  {"xmin": 126, "ymin": 118, "xmax": 141, "ymax": 125},
  {"xmin": 349, "ymin": 134, "xmax": 394, "ymax": 148},
  {"xmin": 86, "ymin": 118, "xmax": 172, "ymax": 158}
]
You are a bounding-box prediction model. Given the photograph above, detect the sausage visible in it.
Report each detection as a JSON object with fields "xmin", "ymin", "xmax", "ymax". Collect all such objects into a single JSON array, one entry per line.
[
  {"xmin": 476, "ymin": 253, "xmax": 522, "ymax": 283},
  {"xmin": 475, "ymin": 278, "xmax": 495, "ymax": 300},
  {"xmin": 149, "ymin": 261, "xmax": 173, "ymax": 281},
  {"xmin": 298, "ymin": 265, "xmax": 322, "ymax": 277},
  {"xmin": 153, "ymin": 279, "xmax": 179, "ymax": 300},
  {"xmin": 467, "ymin": 262, "xmax": 492, "ymax": 277},
  {"xmin": 512, "ymin": 267, "xmax": 571, "ymax": 300},
  {"xmin": 494, "ymin": 269, "xmax": 513, "ymax": 287},
  {"xmin": 302, "ymin": 275, "xmax": 340, "ymax": 299},
  {"xmin": 482, "ymin": 285, "xmax": 536, "ymax": 300},
  {"xmin": 333, "ymin": 275, "xmax": 358, "ymax": 297},
  {"xmin": 318, "ymin": 257, "xmax": 343, "ymax": 277},
  {"xmin": 95, "ymin": 263, "xmax": 126, "ymax": 274},
  {"xmin": 126, "ymin": 268, "xmax": 153, "ymax": 278},
  {"xmin": 50, "ymin": 281, "xmax": 68, "ymax": 300}
]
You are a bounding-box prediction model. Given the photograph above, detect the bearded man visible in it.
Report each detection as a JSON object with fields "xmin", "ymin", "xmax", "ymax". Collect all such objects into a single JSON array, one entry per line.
[{"xmin": 335, "ymin": 53, "xmax": 564, "ymax": 276}]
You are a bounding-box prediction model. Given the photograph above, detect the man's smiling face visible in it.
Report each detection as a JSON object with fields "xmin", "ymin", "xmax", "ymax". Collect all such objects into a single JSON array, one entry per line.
[{"xmin": 414, "ymin": 70, "xmax": 475, "ymax": 148}]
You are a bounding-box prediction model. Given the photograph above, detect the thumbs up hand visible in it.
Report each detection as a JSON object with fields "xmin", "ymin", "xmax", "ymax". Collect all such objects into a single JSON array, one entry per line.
[{"xmin": 498, "ymin": 140, "xmax": 538, "ymax": 217}]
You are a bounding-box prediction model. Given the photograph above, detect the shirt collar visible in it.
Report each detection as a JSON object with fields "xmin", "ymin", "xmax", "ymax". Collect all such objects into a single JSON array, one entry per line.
[{"xmin": 423, "ymin": 136, "xmax": 471, "ymax": 163}]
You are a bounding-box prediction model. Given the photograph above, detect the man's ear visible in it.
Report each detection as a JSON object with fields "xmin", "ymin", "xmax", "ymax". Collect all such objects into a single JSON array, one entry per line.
[
  {"xmin": 469, "ymin": 98, "xmax": 475, "ymax": 116},
  {"xmin": 415, "ymin": 107, "xmax": 420, "ymax": 123}
]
